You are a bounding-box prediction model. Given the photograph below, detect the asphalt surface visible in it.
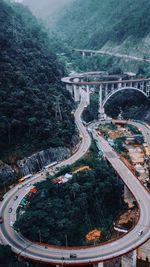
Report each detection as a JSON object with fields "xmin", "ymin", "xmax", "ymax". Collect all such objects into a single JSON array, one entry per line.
[
  {"xmin": 130, "ymin": 122, "xmax": 150, "ymax": 147},
  {"xmin": 74, "ymin": 49, "xmax": 150, "ymax": 63},
  {"xmin": 0, "ymin": 98, "xmax": 150, "ymax": 265},
  {"xmin": 57, "ymin": 91, "xmax": 91, "ymax": 167}
]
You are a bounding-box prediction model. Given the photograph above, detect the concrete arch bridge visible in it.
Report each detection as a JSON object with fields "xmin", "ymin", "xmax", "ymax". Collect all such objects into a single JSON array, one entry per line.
[{"xmin": 62, "ymin": 74, "xmax": 150, "ymax": 119}]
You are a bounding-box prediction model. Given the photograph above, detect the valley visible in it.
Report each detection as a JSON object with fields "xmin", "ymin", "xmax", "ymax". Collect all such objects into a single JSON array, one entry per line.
[{"xmin": 0, "ymin": 0, "xmax": 150, "ymax": 266}]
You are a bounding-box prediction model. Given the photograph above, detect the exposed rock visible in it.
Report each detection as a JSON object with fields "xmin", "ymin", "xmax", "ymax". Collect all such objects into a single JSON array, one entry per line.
[
  {"xmin": 0, "ymin": 160, "xmax": 14, "ymax": 183},
  {"xmin": 17, "ymin": 146, "xmax": 71, "ymax": 176},
  {"xmin": 104, "ymin": 258, "xmax": 121, "ymax": 267},
  {"xmin": 144, "ymin": 108, "xmax": 150, "ymax": 121},
  {"xmin": 71, "ymin": 131, "xmax": 80, "ymax": 148}
]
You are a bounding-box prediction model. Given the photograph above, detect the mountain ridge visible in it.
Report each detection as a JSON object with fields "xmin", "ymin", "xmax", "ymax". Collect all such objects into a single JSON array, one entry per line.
[{"xmin": 0, "ymin": 0, "xmax": 75, "ymax": 161}]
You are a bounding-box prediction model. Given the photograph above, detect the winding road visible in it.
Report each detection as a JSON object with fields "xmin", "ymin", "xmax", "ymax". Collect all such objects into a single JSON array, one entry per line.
[
  {"xmin": 0, "ymin": 90, "xmax": 150, "ymax": 265},
  {"xmin": 74, "ymin": 49, "xmax": 150, "ymax": 63}
]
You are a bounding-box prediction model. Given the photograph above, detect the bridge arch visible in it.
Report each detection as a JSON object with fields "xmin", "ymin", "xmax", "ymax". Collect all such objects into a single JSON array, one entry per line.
[{"xmin": 103, "ymin": 87, "xmax": 148, "ymax": 107}]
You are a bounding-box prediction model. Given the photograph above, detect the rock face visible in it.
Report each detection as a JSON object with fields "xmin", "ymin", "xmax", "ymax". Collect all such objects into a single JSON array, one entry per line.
[
  {"xmin": 71, "ymin": 131, "xmax": 80, "ymax": 147},
  {"xmin": 17, "ymin": 146, "xmax": 71, "ymax": 176},
  {"xmin": 0, "ymin": 160, "xmax": 14, "ymax": 183},
  {"xmin": 144, "ymin": 108, "xmax": 150, "ymax": 121}
]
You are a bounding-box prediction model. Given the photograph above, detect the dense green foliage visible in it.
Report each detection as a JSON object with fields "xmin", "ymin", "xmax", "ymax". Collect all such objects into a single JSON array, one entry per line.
[
  {"xmin": 0, "ymin": 0, "xmax": 75, "ymax": 161},
  {"xmin": 0, "ymin": 244, "xmax": 13, "ymax": 265},
  {"xmin": 105, "ymin": 90, "xmax": 150, "ymax": 120},
  {"xmin": 114, "ymin": 137, "xmax": 127, "ymax": 154},
  {"xmin": 69, "ymin": 53, "xmax": 124, "ymax": 74},
  {"xmin": 51, "ymin": 0, "xmax": 150, "ymax": 49},
  {"xmin": 82, "ymin": 93, "xmax": 99, "ymax": 122},
  {"xmin": 14, "ymin": 143, "xmax": 126, "ymax": 246},
  {"xmin": 0, "ymin": 244, "xmax": 35, "ymax": 266}
]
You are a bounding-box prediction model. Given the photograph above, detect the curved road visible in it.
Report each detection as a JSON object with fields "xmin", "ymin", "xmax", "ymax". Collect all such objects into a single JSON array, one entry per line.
[
  {"xmin": 74, "ymin": 49, "xmax": 150, "ymax": 64},
  {"xmin": 57, "ymin": 90, "xmax": 91, "ymax": 167},
  {"xmin": 130, "ymin": 122, "xmax": 150, "ymax": 147},
  {"xmin": 0, "ymin": 95, "xmax": 150, "ymax": 265}
]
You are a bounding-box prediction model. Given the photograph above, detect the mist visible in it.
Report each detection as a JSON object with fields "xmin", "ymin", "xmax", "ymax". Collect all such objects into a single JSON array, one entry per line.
[{"xmin": 22, "ymin": 0, "xmax": 74, "ymax": 18}]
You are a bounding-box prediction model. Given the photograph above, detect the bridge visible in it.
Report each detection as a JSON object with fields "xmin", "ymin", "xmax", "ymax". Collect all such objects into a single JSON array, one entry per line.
[
  {"xmin": 0, "ymin": 68, "xmax": 150, "ymax": 266},
  {"xmin": 62, "ymin": 73, "xmax": 150, "ymax": 119},
  {"xmin": 73, "ymin": 48, "xmax": 150, "ymax": 63},
  {"xmin": 0, "ymin": 87, "xmax": 150, "ymax": 266}
]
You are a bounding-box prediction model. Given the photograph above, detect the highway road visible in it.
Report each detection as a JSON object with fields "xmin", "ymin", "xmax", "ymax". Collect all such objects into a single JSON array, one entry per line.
[
  {"xmin": 57, "ymin": 90, "xmax": 91, "ymax": 167},
  {"xmin": 0, "ymin": 95, "xmax": 150, "ymax": 265},
  {"xmin": 130, "ymin": 121, "xmax": 150, "ymax": 147},
  {"xmin": 74, "ymin": 49, "xmax": 150, "ymax": 63}
]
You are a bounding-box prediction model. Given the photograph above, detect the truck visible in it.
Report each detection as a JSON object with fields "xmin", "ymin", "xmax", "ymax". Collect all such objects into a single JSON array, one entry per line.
[
  {"xmin": 18, "ymin": 174, "xmax": 32, "ymax": 183},
  {"xmin": 42, "ymin": 161, "xmax": 58, "ymax": 171}
]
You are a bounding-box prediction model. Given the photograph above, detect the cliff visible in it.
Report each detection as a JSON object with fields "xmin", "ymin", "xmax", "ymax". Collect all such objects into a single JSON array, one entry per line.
[
  {"xmin": 17, "ymin": 146, "xmax": 71, "ymax": 176},
  {"xmin": 0, "ymin": 160, "xmax": 14, "ymax": 183}
]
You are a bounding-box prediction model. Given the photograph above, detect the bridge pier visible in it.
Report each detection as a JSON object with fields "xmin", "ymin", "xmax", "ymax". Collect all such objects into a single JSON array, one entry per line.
[
  {"xmin": 104, "ymin": 84, "xmax": 108, "ymax": 98},
  {"xmin": 82, "ymin": 51, "xmax": 85, "ymax": 58},
  {"xmin": 122, "ymin": 250, "xmax": 137, "ymax": 267},
  {"xmin": 73, "ymin": 85, "xmax": 80, "ymax": 102},
  {"xmin": 93, "ymin": 263, "xmax": 103, "ymax": 267},
  {"xmin": 66, "ymin": 84, "xmax": 73, "ymax": 95},
  {"xmin": 98, "ymin": 263, "xmax": 103, "ymax": 267},
  {"xmin": 98, "ymin": 84, "xmax": 105, "ymax": 120},
  {"xmin": 86, "ymin": 84, "xmax": 90, "ymax": 105},
  {"xmin": 146, "ymin": 81, "xmax": 150, "ymax": 96}
]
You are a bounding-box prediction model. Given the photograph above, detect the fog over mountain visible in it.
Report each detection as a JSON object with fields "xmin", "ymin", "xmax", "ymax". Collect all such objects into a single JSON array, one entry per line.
[{"xmin": 22, "ymin": 0, "xmax": 74, "ymax": 18}]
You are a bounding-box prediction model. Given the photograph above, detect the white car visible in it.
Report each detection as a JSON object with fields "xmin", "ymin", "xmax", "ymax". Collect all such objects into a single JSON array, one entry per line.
[
  {"xmin": 138, "ymin": 230, "xmax": 143, "ymax": 236},
  {"xmin": 13, "ymin": 195, "xmax": 18, "ymax": 201},
  {"xmin": 8, "ymin": 207, "xmax": 12, "ymax": 213},
  {"xmin": 26, "ymin": 183, "xmax": 31, "ymax": 187},
  {"xmin": 10, "ymin": 221, "xmax": 14, "ymax": 226}
]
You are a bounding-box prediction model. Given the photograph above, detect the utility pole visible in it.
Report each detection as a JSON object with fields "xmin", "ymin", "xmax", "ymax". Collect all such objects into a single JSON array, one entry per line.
[
  {"xmin": 3, "ymin": 181, "xmax": 6, "ymax": 194},
  {"xmin": 39, "ymin": 229, "xmax": 42, "ymax": 243},
  {"xmin": 12, "ymin": 15, "xmax": 18, "ymax": 42},
  {"xmin": 65, "ymin": 234, "xmax": 68, "ymax": 247},
  {"xmin": 52, "ymin": 95, "xmax": 62, "ymax": 121}
]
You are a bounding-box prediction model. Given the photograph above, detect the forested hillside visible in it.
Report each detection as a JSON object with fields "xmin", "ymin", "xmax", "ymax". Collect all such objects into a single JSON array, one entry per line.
[
  {"xmin": 49, "ymin": 0, "xmax": 150, "ymax": 55},
  {"xmin": 14, "ymin": 143, "xmax": 126, "ymax": 246},
  {"xmin": 0, "ymin": 0, "xmax": 75, "ymax": 161}
]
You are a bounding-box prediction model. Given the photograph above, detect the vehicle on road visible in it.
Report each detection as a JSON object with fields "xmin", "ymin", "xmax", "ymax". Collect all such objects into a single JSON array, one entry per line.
[
  {"xmin": 42, "ymin": 162, "xmax": 58, "ymax": 171},
  {"xmin": 138, "ymin": 230, "xmax": 143, "ymax": 236},
  {"xmin": 18, "ymin": 174, "xmax": 32, "ymax": 183},
  {"xmin": 0, "ymin": 216, "xmax": 3, "ymax": 224},
  {"xmin": 13, "ymin": 195, "xmax": 18, "ymax": 200},
  {"xmin": 97, "ymin": 131, "xmax": 101, "ymax": 135},
  {"xmin": 8, "ymin": 207, "xmax": 12, "ymax": 213},
  {"xmin": 10, "ymin": 221, "xmax": 14, "ymax": 226},
  {"xmin": 70, "ymin": 254, "xmax": 77, "ymax": 258},
  {"xmin": 26, "ymin": 183, "xmax": 31, "ymax": 187}
]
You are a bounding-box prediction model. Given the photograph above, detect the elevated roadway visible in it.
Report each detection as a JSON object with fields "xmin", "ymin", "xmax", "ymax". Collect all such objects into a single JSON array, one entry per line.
[
  {"xmin": 0, "ymin": 95, "xmax": 150, "ymax": 265},
  {"xmin": 73, "ymin": 49, "xmax": 150, "ymax": 63}
]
